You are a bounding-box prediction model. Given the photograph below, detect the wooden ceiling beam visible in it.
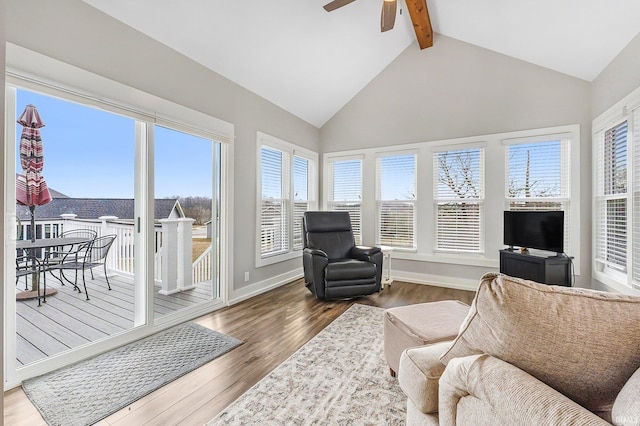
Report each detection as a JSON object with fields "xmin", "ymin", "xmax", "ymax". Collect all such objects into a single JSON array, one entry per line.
[{"xmin": 405, "ymin": 0, "xmax": 433, "ymax": 49}]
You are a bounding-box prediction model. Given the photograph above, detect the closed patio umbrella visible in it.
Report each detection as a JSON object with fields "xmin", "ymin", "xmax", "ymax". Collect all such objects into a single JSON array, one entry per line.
[
  {"xmin": 16, "ymin": 104, "xmax": 53, "ymax": 298},
  {"xmin": 17, "ymin": 104, "xmax": 52, "ymax": 213}
]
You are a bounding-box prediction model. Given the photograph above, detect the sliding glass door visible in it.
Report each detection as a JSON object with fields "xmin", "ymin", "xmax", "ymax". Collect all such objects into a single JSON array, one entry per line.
[
  {"xmin": 7, "ymin": 87, "xmax": 143, "ymax": 371},
  {"xmin": 153, "ymin": 125, "xmax": 221, "ymax": 319},
  {"xmin": 4, "ymin": 76, "xmax": 229, "ymax": 388}
]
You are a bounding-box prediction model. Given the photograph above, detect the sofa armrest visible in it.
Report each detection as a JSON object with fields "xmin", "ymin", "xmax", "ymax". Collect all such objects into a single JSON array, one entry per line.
[
  {"xmin": 612, "ymin": 366, "xmax": 640, "ymax": 426},
  {"xmin": 398, "ymin": 341, "xmax": 452, "ymax": 415},
  {"xmin": 439, "ymin": 354, "xmax": 610, "ymax": 426}
]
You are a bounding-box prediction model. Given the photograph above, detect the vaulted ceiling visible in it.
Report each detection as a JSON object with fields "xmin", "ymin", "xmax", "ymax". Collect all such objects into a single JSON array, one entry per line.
[{"xmin": 82, "ymin": 0, "xmax": 640, "ymax": 128}]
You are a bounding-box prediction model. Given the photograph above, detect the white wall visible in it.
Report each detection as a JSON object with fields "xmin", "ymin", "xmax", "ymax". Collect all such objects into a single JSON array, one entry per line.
[
  {"xmin": 320, "ymin": 34, "xmax": 593, "ymax": 288},
  {"xmin": 4, "ymin": 0, "xmax": 320, "ymax": 297},
  {"xmin": 592, "ymin": 32, "xmax": 640, "ymax": 119}
]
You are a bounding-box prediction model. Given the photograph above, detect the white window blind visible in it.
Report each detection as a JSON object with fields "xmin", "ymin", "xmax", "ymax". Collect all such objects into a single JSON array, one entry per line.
[
  {"xmin": 376, "ymin": 154, "xmax": 416, "ymax": 249},
  {"xmin": 505, "ymin": 139, "xmax": 570, "ymax": 251},
  {"xmin": 633, "ymin": 110, "xmax": 640, "ymax": 289},
  {"xmin": 260, "ymin": 146, "xmax": 289, "ymax": 257},
  {"xmin": 328, "ymin": 159, "xmax": 362, "ymax": 244},
  {"xmin": 631, "ymin": 107, "xmax": 640, "ymax": 290},
  {"xmin": 293, "ymin": 155, "xmax": 309, "ymax": 251},
  {"xmin": 434, "ymin": 148, "xmax": 484, "ymax": 252},
  {"xmin": 595, "ymin": 121, "xmax": 628, "ymax": 272}
]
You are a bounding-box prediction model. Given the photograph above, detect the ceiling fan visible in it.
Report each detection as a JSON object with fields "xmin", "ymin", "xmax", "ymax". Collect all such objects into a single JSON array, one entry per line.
[{"xmin": 323, "ymin": 0, "xmax": 433, "ymax": 49}]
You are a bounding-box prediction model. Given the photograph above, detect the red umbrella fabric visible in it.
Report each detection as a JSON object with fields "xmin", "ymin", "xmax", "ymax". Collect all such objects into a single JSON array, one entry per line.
[{"xmin": 16, "ymin": 104, "xmax": 52, "ymax": 208}]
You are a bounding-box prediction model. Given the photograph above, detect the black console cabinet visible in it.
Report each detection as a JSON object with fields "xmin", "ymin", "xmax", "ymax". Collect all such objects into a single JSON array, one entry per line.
[{"xmin": 499, "ymin": 249, "xmax": 571, "ymax": 286}]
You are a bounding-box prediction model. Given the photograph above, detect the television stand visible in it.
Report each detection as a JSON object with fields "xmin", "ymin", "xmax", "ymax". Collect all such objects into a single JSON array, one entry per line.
[{"xmin": 499, "ymin": 249, "xmax": 571, "ymax": 286}]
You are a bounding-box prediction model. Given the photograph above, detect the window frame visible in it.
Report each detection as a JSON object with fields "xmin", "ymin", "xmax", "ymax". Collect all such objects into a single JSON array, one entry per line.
[
  {"xmin": 375, "ymin": 151, "xmax": 417, "ymax": 251},
  {"xmin": 432, "ymin": 144, "xmax": 485, "ymax": 254},
  {"xmin": 325, "ymin": 155, "xmax": 364, "ymax": 245},
  {"xmin": 503, "ymin": 134, "xmax": 572, "ymax": 255},
  {"xmin": 592, "ymin": 83, "xmax": 640, "ymax": 294},
  {"xmin": 292, "ymin": 155, "xmax": 312, "ymax": 251},
  {"xmin": 255, "ymin": 132, "xmax": 317, "ymax": 267},
  {"xmin": 593, "ymin": 117, "xmax": 634, "ymax": 290}
]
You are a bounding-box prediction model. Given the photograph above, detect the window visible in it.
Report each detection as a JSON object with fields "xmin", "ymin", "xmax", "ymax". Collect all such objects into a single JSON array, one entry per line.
[
  {"xmin": 293, "ymin": 156, "xmax": 310, "ymax": 250},
  {"xmin": 434, "ymin": 147, "xmax": 484, "ymax": 252},
  {"xmin": 257, "ymin": 133, "xmax": 317, "ymax": 265},
  {"xmin": 327, "ymin": 159, "xmax": 362, "ymax": 244},
  {"xmin": 260, "ymin": 146, "xmax": 288, "ymax": 257},
  {"xmin": 633, "ymin": 113, "xmax": 640, "ymax": 288},
  {"xmin": 595, "ymin": 121, "xmax": 628, "ymax": 273},
  {"xmin": 592, "ymin": 85, "xmax": 640, "ymax": 293},
  {"xmin": 376, "ymin": 154, "xmax": 416, "ymax": 249},
  {"xmin": 505, "ymin": 137, "xmax": 570, "ymax": 251}
]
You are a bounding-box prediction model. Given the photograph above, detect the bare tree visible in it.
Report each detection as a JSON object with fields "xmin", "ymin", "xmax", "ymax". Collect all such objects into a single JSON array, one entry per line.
[
  {"xmin": 438, "ymin": 151, "xmax": 480, "ymax": 198},
  {"xmin": 507, "ymin": 149, "xmax": 559, "ymax": 198},
  {"xmin": 169, "ymin": 196, "xmax": 213, "ymax": 225}
]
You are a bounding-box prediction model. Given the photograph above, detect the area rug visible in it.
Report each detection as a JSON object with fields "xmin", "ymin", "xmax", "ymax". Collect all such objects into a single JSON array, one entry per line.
[
  {"xmin": 208, "ymin": 303, "xmax": 406, "ymax": 425},
  {"xmin": 23, "ymin": 322, "xmax": 242, "ymax": 426}
]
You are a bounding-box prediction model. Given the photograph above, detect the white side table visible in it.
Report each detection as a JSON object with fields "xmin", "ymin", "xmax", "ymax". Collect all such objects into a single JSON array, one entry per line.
[{"xmin": 380, "ymin": 245, "xmax": 393, "ymax": 289}]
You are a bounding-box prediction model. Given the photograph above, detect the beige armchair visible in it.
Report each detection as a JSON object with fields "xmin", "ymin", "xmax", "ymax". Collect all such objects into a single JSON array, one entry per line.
[{"xmin": 398, "ymin": 273, "xmax": 640, "ymax": 426}]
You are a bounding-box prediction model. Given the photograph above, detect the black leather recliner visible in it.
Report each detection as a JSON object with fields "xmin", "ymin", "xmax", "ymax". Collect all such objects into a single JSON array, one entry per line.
[{"xmin": 302, "ymin": 211, "xmax": 383, "ymax": 300}]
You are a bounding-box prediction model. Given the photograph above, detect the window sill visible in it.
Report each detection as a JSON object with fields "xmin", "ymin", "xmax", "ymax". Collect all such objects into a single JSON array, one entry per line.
[
  {"xmin": 592, "ymin": 270, "xmax": 640, "ymax": 296},
  {"xmin": 393, "ymin": 251, "xmax": 498, "ymax": 268},
  {"xmin": 255, "ymin": 250, "xmax": 301, "ymax": 268}
]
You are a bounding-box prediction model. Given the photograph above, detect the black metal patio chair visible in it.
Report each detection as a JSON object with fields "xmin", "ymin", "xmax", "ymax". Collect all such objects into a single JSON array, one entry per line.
[
  {"xmin": 45, "ymin": 229, "xmax": 98, "ymax": 281},
  {"xmin": 46, "ymin": 234, "xmax": 117, "ymax": 301},
  {"xmin": 16, "ymin": 254, "xmax": 48, "ymax": 306}
]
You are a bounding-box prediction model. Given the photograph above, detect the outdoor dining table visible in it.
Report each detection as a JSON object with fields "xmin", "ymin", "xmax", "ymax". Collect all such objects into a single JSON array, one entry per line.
[{"xmin": 16, "ymin": 237, "xmax": 93, "ymax": 301}]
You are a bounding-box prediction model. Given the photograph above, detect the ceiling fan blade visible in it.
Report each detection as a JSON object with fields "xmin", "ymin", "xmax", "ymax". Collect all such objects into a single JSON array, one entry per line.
[
  {"xmin": 323, "ymin": 0, "xmax": 357, "ymax": 12},
  {"xmin": 405, "ymin": 0, "xmax": 433, "ymax": 49},
  {"xmin": 381, "ymin": 0, "xmax": 397, "ymax": 32}
]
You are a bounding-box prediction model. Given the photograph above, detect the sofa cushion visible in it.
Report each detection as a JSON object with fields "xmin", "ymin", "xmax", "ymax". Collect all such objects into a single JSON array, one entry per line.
[
  {"xmin": 439, "ymin": 272, "xmax": 640, "ymax": 412},
  {"xmin": 612, "ymin": 366, "xmax": 640, "ymax": 426}
]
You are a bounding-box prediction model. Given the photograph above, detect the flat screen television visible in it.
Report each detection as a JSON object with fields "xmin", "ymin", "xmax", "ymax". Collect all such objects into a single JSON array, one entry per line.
[{"xmin": 503, "ymin": 210, "xmax": 564, "ymax": 254}]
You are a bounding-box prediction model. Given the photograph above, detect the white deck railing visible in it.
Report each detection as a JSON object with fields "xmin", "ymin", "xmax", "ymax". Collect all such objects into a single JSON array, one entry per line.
[
  {"xmin": 17, "ymin": 216, "xmax": 212, "ymax": 289},
  {"xmin": 192, "ymin": 244, "xmax": 213, "ymax": 284}
]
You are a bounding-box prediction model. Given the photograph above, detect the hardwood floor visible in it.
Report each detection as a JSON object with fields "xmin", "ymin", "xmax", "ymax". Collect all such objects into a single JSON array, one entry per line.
[{"xmin": 3, "ymin": 279, "xmax": 475, "ymax": 426}]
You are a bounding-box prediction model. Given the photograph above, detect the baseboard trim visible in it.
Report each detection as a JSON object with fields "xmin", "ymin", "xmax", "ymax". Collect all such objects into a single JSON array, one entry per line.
[
  {"xmin": 392, "ymin": 271, "xmax": 479, "ymax": 292},
  {"xmin": 228, "ymin": 268, "xmax": 477, "ymax": 306},
  {"xmin": 228, "ymin": 268, "xmax": 304, "ymax": 305}
]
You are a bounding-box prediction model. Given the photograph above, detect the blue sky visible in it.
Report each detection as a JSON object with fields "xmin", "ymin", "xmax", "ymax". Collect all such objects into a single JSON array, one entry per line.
[{"xmin": 16, "ymin": 89, "xmax": 214, "ymax": 199}]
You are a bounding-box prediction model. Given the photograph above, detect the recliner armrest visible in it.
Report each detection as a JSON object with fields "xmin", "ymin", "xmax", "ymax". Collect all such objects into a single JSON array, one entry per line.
[
  {"xmin": 302, "ymin": 248, "xmax": 330, "ymax": 299},
  {"xmin": 351, "ymin": 245, "xmax": 382, "ymax": 260},
  {"xmin": 304, "ymin": 247, "xmax": 328, "ymax": 258},
  {"xmin": 351, "ymin": 245, "xmax": 383, "ymax": 289}
]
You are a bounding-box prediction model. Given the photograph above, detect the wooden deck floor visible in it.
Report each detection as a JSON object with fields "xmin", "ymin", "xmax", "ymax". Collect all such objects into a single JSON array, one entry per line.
[{"xmin": 15, "ymin": 272, "xmax": 214, "ymax": 365}]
